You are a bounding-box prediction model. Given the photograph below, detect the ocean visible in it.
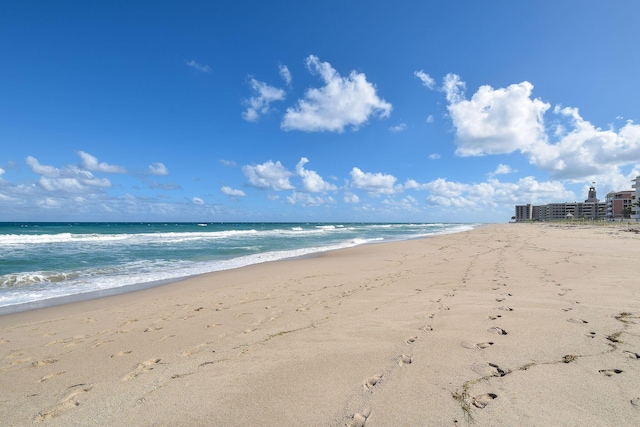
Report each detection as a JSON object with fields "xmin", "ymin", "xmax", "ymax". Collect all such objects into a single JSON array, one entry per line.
[{"xmin": 0, "ymin": 222, "xmax": 478, "ymax": 313}]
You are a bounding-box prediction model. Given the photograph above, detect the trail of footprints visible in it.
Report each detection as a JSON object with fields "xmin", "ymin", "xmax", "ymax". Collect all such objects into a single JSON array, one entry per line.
[{"xmin": 454, "ymin": 276, "xmax": 640, "ymax": 422}]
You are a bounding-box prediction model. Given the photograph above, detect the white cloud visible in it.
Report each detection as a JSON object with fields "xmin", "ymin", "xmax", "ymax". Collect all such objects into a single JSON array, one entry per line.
[
  {"xmin": 0, "ymin": 167, "xmax": 5, "ymax": 176},
  {"xmin": 418, "ymin": 176, "xmax": 575, "ymax": 209},
  {"xmin": 147, "ymin": 162, "xmax": 168, "ymax": 176},
  {"xmin": 445, "ymin": 77, "xmax": 550, "ymax": 157},
  {"xmin": 281, "ymin": 55, "xmax": 392, "ymax": 132},
  {"xmin": 426, "ymin": 115, "xmax": 434, "ymax": 123},
  {"xmin": 186, "ymin": 60, "xmax": 212, "ymax": 73},
  {"xmin": 350, "ymin": 167, "xmax": 401, "ymax": 196},
  {"xmin": 441, "ymin": 74, "xmax": 640, "ymax": 182},
  {"xmin": 242, "ymin": 78, "xmax": 286, "ymax": 122},
  {"xmin": 192, "ymin": 197, "xmax": 204, "ymax": 205},
  {"xmin": 26, "ymin": 156, "xmax": 59, "ymax": 177},
  {"xmin": 279, "ymin": 65, "xmax": 292, "ymax": 86},
  {"xmin": 221, "ymin": 186, "xmax": 246, "ymax": 197},
  {"xmin": 296, "ymin": 157, "xmax": 337, "ymax": 192},
  {"xmin": 78, "ymin": 151, "xmax": 126, "ymax": 173},
  {"xmin": 389, "ymin": 123, "xmax": 407, "ymax": 133},
  {"xmin": 344, "ymin": 193, "xmax": 360, "ymax": 203},
  {"xmin": 242, "ymin": 160, "xmax": 294, "ymax": 190},
  {"xmin": 428, "ymin": 153, "xmax": 441, "ymax": 160},
  {"xmin": 287, "ymin": 192, "xmax": 335, "ymax": 206},
  {"xmin": 442, "ymin": 73, "xmax": 466, "ymax": 104},
  {"xmin": 220, "ymin": 159, "xmax": 237, "ymax": 167},
  {"xmin": 489, "ymin": 164, "xmax": 516, "ymax": 177},
  {"xmin": 414, "ymin": 70, "xmax": 435, "ymax": 89},
  {"xmin": 26, "ymin": 156, "xmax": 112, "ymax": 193}
]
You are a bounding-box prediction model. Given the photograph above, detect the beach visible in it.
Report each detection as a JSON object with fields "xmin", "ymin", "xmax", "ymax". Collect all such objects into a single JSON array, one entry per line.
[{"xmin": 1, "ymin": 223, "xmax": 639, "ymax": 426}]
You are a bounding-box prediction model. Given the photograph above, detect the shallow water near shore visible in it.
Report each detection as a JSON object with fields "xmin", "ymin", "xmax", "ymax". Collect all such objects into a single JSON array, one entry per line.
[{"xmin": 0, "ymin": 222, "xmax": 477, "ymax": 310}]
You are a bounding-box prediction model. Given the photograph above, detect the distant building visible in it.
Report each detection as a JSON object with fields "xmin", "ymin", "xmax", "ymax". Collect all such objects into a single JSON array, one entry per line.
[
  {"xmin": 632, "ymin": 176, "xmax": 640, "ymax": 221},
  {"xmin": 605, "ymin": 190, "xmax": 634, "ymax": 221},
  {"xmin": 514, "ymin": 185, "xmax": 607, "ymax": 222}
]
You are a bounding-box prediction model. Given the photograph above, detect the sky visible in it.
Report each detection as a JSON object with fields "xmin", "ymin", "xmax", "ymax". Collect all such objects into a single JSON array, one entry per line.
[{"xmin": 2, "ymin": 1, "xmax": 640, "ymax": 223}]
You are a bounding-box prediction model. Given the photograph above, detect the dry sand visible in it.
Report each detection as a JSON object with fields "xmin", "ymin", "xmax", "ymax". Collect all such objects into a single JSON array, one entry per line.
[{"xmin": 1, "ymin": 223, "xmax": 639, "ymax": 426}]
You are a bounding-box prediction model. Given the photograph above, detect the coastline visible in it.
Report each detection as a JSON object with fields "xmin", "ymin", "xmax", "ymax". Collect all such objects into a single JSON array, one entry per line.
[{"xmin": 1, "ymin": 223, "xmax": 639, "ymax": 426}]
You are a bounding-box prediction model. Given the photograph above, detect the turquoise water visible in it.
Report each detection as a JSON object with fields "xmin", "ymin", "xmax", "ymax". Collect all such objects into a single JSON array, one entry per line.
[{"xmin": 0, "ymin": 222, "xmax": 478, "ymax": 310}]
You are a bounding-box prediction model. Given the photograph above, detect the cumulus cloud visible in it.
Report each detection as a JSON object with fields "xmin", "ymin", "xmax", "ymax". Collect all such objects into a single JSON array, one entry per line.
[
  {"xmin": 242, "ymin": 78, "xmax": 286, "ymax": 122},
  {"xmin": 287, "ymin": 192, "xmax": 335, "ymax": 206},
  {"xmin": 192, "ymin": 197, "xmax": 204, "ymax": 205},
  {"xmin": 242, "ymin": 160, "xmax": 294, "ymax": 190},
  {"xmin": 78, "ymin": 151, "xmax": 126, "ymax": 173},
  {"xmin": 279, "ymin": 65, "xmax": 292, "ymax": 86},
  {"xmin": 414, "ymin": 70, "xmax": 435, "ymax": 89},
  {"xmin": 186, "ymin": 60, "xmax": 212, "ymax": 73},
  {"xmin": 488, "ymin": 164, "xmax": 516, "ymax": 177},
  {"xmin": 350, "ymin": 167, "xmax": 401, "ymax": 196},
  {"xmin": 389, "ymin": 123, "xmax": 407, "ymax": 133},
  {"xmin": 147, "ymin": 162, "xmax": 169, "ymax": 176},
  {"xmin": 344, "ymin": 192, "xmax": 360, "ymax": 203},
  {"xmin": 439, "ymin": 74, "xmax": 640, "ymax": 182},
  {"xmin": 26, "ymin": 156, "xmax": 112, "ymax": 193},
  {"xmin": 428, "ymin": 153, "xmax": 441, "ymax": 160},
  {"xmin": 221, "ymin": 186, "xmax": 246, "ymax": 197},
  {"xmin": 281, "ymin": 55, "xmax": 392, "ymax": 132},
  {"xmin": 296, "ymin": 157, "xmax": 337, "ymax": 192},
  {"xmin": 426, "ymin": 115, "xmax": 434, "ymax": 123},
  {"xmin": 416, "ymin": 176, "xmax": 575, "ymax": 209},
  {"xmin": 444, "ymin": 77, "xmax": 550, "ymax": 157}
]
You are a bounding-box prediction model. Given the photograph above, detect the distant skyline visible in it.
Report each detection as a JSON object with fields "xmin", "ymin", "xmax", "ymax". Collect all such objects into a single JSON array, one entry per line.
[{"xmin": 2, "ymin": 1, "xmax": 640, "ymax": 222}]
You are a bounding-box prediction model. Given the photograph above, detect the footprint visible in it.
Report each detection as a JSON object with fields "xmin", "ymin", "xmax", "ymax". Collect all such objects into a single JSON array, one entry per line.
[
  {"xmin": 91, "ymin": 339, "xmax": 113, "ymax": 348},
  {"xmin": 34, "ymin": 384, "xmax": 93, "ymax": 421},
  {"xmin": 585, "ymin": 332, "xmax": 596, "ymax": 338},
  {"xmin": 110, "ymin": 351, "xmax": 132, "ymax": 358},
  {"xmin": 472, "ymin": 393, "xmax": 497, "ymax": 408},
  {"xmin": 405, "ymin": 336, "xmax": 417, "ymax": 345},
  {"xmin": 349, "ymin": 407, "xmax": 372, "ymax": 427},
  {"xmin": 623, "ymin": 351, "xmax": 640, "ymax": 359},
  {"xmin": 31, "ymin": 359, "xmax": 58, "ymax": 367},
  {"xmin": 122, "ymin": 359, "xmax": 161, "ymax": 381},
  {"xmin": 495, "ymin": 297, "xmax": 506, "ymax": 302},
  {"xmin": 599, "ymin": 369, "xmax": 623, "ymax": 376},
  {"xmin": 488, "ymin": 363, "xmax": 507, "ymax": 377},
  {"xmin": 488, "ymin": 326, "xmax": 508, "ymax": 335},
  {"xmin": 143, "ymin": 326, "xmax": 163, "ymax": 332},
  {"xmin": 487, "ymin": 314, "xmax": 502, "ymax": 320},
  {"xmin": 37, "ymin": 371, "xmax": 66, "ymax": 383},
  {"xmin": 497, "ymin": 306, "xmax": 513, "ymax": 312},
  {"xmin": 181, "ymin": 343, "xmax": 212, "ymax": 357},
  {"xmin": 632, "ymin": 398, "xmax": 640, "ymax": 407},
  {"xmin": 399, "ymin": 354, "xmax": 412, "ymax": 366},
  {"xmin": 476, "ymin": 342, "xmax": 494, "ymax": 349},
  {"xmin": 419, "ymin": 325, "xmax": 433, "ymax": 332},
  {"xmin": 561, "ymin": 307, "xmax": 573, "ymax": 312},
  {"xmin": 567, "ymin": 318, "xmax": 588, "ymax": 324},
  {"xmin": 461, "ymin": 341, "xmax": 494, "ymax": 350},
  {"xmin": 364, "ymin": 374, "xmax": 382, "ymax": 389}
]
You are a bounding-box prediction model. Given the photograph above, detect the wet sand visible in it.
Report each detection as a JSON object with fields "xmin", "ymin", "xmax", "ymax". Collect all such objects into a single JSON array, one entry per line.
[{"xmin": 1, "ymin": 223, "xmax": 639, "ymax": 426}]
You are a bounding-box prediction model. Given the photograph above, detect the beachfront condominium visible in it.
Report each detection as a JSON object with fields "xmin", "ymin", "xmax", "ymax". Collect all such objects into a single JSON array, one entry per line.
[
  {"xmin": 605, "ymin": 190, "xmax": 634, "ymax": 221},
  {"xmin": 514, "ymin": 185, "xmax": 608, "ymax": 222}
]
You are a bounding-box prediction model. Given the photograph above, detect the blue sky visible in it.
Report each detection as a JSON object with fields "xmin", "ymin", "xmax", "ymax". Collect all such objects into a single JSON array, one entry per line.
[{"xmin": 2, "ymin": 1, "xmax": 640, "ymax": 223}]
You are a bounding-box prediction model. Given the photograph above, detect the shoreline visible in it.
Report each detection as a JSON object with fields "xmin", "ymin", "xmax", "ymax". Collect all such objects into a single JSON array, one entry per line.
[
  {"xmin": 0, "ymin": 224, "xmax": 480, "ymax": 315},
  {"xmin": 1, "ymin": 223, "xmax": 638, "ymax": 426}
]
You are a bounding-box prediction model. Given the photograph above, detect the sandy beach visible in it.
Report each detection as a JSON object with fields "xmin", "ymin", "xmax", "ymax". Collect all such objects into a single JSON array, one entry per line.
[{"xmin": 1, "ymin": 223, "xmax": 639, "ymax": 426}]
